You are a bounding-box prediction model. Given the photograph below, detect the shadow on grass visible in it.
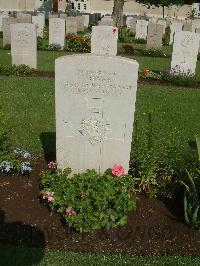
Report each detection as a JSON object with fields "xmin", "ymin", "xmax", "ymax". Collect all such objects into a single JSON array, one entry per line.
[
  {"xmin": 0, "ymin": 209, "xmax": 44, "ymax": 266},
  {"xmin": 40, "ymin": 132, "xmax": 56, "ymax": 162}
]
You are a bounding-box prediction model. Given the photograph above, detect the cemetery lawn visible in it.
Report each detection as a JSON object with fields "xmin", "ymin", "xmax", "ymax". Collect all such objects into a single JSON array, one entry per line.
[
  {"xmin": 0, "ymin": 76, "xmax": 199, "ymax": 156},
  {"xmin": 1, "ymin": 244, "xmax": 200, "ymax": 266}
]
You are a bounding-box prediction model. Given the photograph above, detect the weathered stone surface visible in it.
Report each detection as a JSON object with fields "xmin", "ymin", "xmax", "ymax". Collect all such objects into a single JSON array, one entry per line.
[
  {"xmin": 2, "ymin": 17, "xmax": 17, "ymax": 46},
  {"xmin": 157, "ymin": 19, "xmax": 167, "ymax": 34},
  {"xmin": 49, "ymin": 18, "xmax": 65, "ymax": 48},
  {"xmin": 91, "ymin": 26, "xmax": 118, "ymax": 56},
  {"xmin": 32, "ymin": 14, "xmax": 45, "ymax": 38},
  {"xmin": 183, "ymin": 22, "xmax": 193, "ymax": 32},
  {"xmin": 135, "ymin": 20, "xmax": 148, "ymax": 39},
  {"xmin": 170, "ymin": 22, "xmax": 182, "ymax": 45},
  {"xmin": 171, "ymin": 31, "xmax": 200, "ymax": 75},
  {"xmin": 99, "ymin": 16, "xmax": 115, "ymax": 26},
  {"xmin": 66, "ymin": 17, "xmax": 77, "ymax": 35},
  {"xmin": 0, "ymin": 13, "xmax": 9, "ymax": 31},
  {"xmin": 17, "ymin": 13, "xmax": 32, "ymax": 23},
  {"xmin": 129, "ymin": 17, "xmax": 137, "ymax": 35},
  {"xmin": 55, "ymin": 54, "xmax": 139, "ymax": 173},
  {"xmin": 83, "ymin": 15, "xmax": 89, "ymax": 28},
  {"xmin": 146, "ymin": 23, "xmax": 163, "ymax": 49},
  {"xmin": 76, "ymin": 16, "xmax": 84, "ymax": 32},
  {"xmin": 49, "ymin": 13, "xmax": 58, "ymax": 19},
  {"xmin": 10, "ymin": 23, "xmax": 37, "ymax": 68}
]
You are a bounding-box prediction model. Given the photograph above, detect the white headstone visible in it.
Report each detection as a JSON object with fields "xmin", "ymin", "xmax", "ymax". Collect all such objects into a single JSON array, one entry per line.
[
  {"xmin": 32, "ymin": 14, "xmax": 45, "ymax": 38},
  {"xmin": 0, "ymin": 13, "xmax": 9, "ymax": 32},
  {"xmin": 49, "ymin": 18, "xmax": 65, "ymax": 49},
  {"xmin": 135, "ymin": 20, "xmax": 148, "ymax": 40},
  {"xmin": 17, "ymin": 13, "xmax": 32, "ymax": 23},
  {"xmin": 170, "ymin": 22, "xmax": 183, "ymax": 45},
  {"xmin": 2, "ymin": 17, "xmax": 17, "ymax": 46},
  {"xmin": 91, "ymin": 26, "xmax": 118, "ymax": 56},
  {"xmin": 157, "ymin": 19, "xmax": 167, "ymax": 34},
  {"xmin": 83, "ymin": 15, "xmax": 89, "ymax": 28},
  {"xmin": 55, "ymin": 54, "xmax": 139, "ymax": 173},
  {"xmin": 10, "ymin": 23, "xmax": 37, "ymax": 68},
  {"xmin": 66, "ymin": 17, "xmax": 77, "ymax": 35},
  {"xmin": 171, "ymin": 31, "xmax": 200, "ymax": 75},
  {"xmin": 76, "ymin": 16, "xmax": 85, "ymax": 32},
  {"xmin": 99, "ymin": 17, "xmax": 115, "ymax": 26},
  {"xmin": 146, "ymin": 23, "xmax": 163, "ymax": 49},
  {"xmin": 129, "ymin": 18, "xmax": 137, "ymax": 35}
]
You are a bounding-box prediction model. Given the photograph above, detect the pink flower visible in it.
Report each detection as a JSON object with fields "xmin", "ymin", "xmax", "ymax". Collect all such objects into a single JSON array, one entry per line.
[
  {"xmin": 113, "ymin": 27, "xmax": 117, "ymax": 34},
  {"xmin": 42, "ymin": 191, "xmax": 55, "ymax": 202},
  {"xmin": 112, "ymin": 164, "xmax": 125, "ymax": 176},
  {"xmin": 48, "ymin": 161, "xmax": 57, "ymax": 169},
  {"xmin": 66, "ymin": 207, "xmax": 75, "ymax": 216}
]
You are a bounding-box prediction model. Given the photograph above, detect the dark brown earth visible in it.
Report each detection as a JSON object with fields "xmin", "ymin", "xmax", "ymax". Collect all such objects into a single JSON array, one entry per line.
[{"xmin": 0, "ymin": 157, "xmax": 200, "ymax": 256}]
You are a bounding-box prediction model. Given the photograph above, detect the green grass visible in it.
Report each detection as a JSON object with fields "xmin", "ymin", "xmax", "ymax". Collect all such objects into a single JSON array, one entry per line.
[
  {"xmin": 1, "ymin": 244, "xmax": 200, "ymax": 266},
  {"xmin": 0, "ymin": 76, "xmax": 200, "ymax": 158}
]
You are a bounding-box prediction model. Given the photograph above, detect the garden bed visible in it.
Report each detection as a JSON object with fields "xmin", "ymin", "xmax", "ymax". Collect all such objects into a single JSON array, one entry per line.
[{"xmin": 0, "ymin": 157, "xmax": 200, "ymax": 256}]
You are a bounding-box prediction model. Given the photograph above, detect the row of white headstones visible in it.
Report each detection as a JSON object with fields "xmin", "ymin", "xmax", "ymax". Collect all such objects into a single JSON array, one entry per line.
[
  {"xmin": 4, "ymin": 19, "xmax": 200, "ymax": 76},
  {"xmin": 3, "ymin": 23, "xmax": 199, "ymax": 173}
]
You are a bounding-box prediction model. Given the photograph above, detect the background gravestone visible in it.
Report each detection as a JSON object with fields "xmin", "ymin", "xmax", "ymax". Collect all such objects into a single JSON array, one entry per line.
[
  {"xmin": 170, "ymin": 22, "xmax": 183, "ymax": 45},
  {"xmin": 66, "ymin": 17, "xmax": 77, "ymax": 35},
  {"xmin": 135, "ymin": 20, "xmax": 148, "ymax": 40},
  {"xmin": 171, "ymin": 31, "xmax": 200, "ymax": 75},
  {"xmin": 157, "ymin": 19, "xmax": 167, "ymax": 34},
  {"xmin": 2, "ymin": 17, "xmax": 17, "ymax": 46},
  {"xmin": 10, "ymin": 23, "xmax": 37, "ymax": 68},
  {"xmin": 76, "ymin": 16, "xmax": 84, "ymax": 32},
  {"xmin": 183, "ymin": 22, "xmax": 193, "ymax": 32},
  {"xmin": 99, "ymin": 17, "xmax": 115, "ymax": 26},
  {"xmin": 0, "ymin": 13, "xmax": 9, "ymax": 31},
  {"xmin": 55, "ymin": 54, "xmax": 139, "ymax": 173},
  {"xmin": 91, "ymin": 26, "xmax": 118, "ymax": 56},
  {"xmin": 16, "ymin": 13, "xmax": 32, "ymax": 23},
  {"xmin": 32, "ymin": 14, "xmax": 45, "ymax": 38},
  {"xmin": 129, "ymin": 18, "xmax": 137, "ymax": 35},
  {"xmin": 49, "ymin": 18, "xmax": 65, "ymax": 49},
  {"xmin": 146, "ymin": 23, "xmax": 163, "ymax": 49},
  {"xmin": 82, "ymin": 15, "xmax": 89, "ymax": 28}
]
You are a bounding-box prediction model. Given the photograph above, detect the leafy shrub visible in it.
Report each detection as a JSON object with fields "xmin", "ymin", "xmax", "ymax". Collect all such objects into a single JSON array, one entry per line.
[
  {"xmin": 37, "ymin": 37, "xmax": 47, "ymax": 50},
  {"xmin": 48, "ymin": 43, "xmax": 62, "ymax": 51},
  {"xmin": 139, "ymin": 67, "xmax": 162, "ymax": 80},
  {"xmin": 0, "ymin": 148, "xmax": 32, "ymax": 175},
  {"xmin": 43, "ymin": 26, "xmax": 49, "ymax": 39},
  {"xmin": 162, "ymin": 69, "xmax": 198, "ymax": 85},
  {"xmin": 182, "ymin": 135, "xmax": 200, "ymax": 229},
  {"xmin": 162, "ymin": 31, "xmax": 170, "ymax": 46},
  {"xmin": 0, "ymin": 64, "xmax": 33, "ymax": 76},
  {"xmin": 3, "ymin": 44, "xmax": 11, "ymax": 50},
  {"xmin": 134, "ymin": 38, "xmax": 146, "ymax": 44},
  {"xmin": 0, "ymin": 31, "xmax": 3, "ymax": 38},
  {"xmin": 143, "ymin": 49, "xmax": 166, "ymax": 57},
  {"xmin": 122, "ymin": 44, "xmax": 135, "ymax": 54},
  {"xmin": 65, "ymin": 34, "xmax": 91, "ymax": 53},
  {"xmin": 40, "ymin": 164, "xmax": 137, "ymax": 233},
  {"xmin": 131, "ymin": 113, "xmax": 188, "ymax": 197}
]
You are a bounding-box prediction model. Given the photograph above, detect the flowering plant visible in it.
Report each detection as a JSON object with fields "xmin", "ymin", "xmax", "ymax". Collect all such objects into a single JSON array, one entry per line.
[
  {"xmin": 65, "ymin": 34, "xmax": 91, "ymax": 53},
  {"xmin": 0, "ymin": 148, "xmax": 32, "ymax": 175},
  {"xmin": 40, "ymin": 164, "xmax": 137, "ymax": 233}
]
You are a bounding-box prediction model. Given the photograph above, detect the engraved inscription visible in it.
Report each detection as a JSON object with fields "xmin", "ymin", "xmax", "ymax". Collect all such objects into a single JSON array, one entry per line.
[{"xmin": 64, "ymin": 70, "xmax": 132, "ymax": 95}]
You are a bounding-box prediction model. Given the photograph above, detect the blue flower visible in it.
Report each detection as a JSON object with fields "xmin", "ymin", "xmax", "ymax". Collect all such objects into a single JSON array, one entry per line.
[
  {"xmin": 23, "ymin": 152, "xmax": 31, "ymax": 159},
  {"xmin": 0, "ymin": 161, "xmax": 13, "ymax": 173},
  {"xmin": 21, "ymin": 162, "xmax": 32, "ymax": 174}
]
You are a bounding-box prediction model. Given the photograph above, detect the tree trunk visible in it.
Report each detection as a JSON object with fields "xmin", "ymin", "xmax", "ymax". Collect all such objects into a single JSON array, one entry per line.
[
  {"xmin": 52, "ymin": 0, "xmax": 58, "ymax": 13},
  {"xmin": 113, "ymin": 0, "xmax": 125, "ymax": 28},
  {"xmin": 162, "ymin": 6, "xmax": 165, "ymax": 18}
]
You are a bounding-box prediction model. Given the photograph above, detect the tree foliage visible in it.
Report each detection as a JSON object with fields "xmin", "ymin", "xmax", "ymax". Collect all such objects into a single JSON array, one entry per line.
[{"xmin": 136, "ymin": 0, "xmax": 190, "ymax": 8}]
